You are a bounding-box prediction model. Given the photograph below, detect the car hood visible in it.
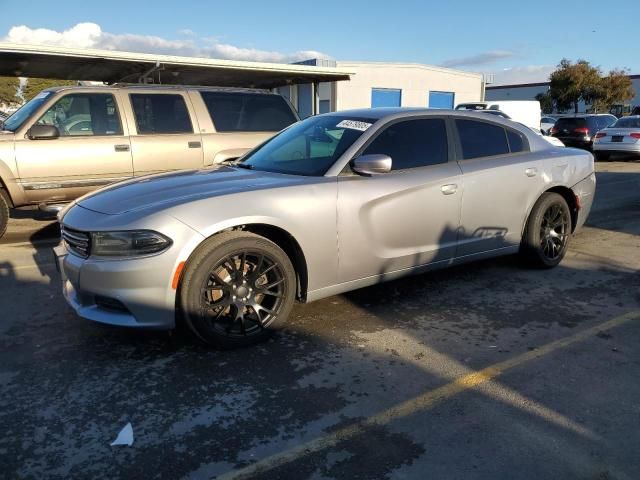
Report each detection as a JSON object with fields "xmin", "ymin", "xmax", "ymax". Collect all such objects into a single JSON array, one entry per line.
[{"xmin": 77, "ymin": 166, "xmax": 315, "ymax": 215}]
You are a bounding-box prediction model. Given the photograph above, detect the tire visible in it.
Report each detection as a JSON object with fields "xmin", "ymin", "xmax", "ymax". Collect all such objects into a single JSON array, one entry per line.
[
  {"xmin": 178, "ymin": 231, "xmax": 296, "ymax": 349},
  {"xmin": 595, "ymin": 152, "xmax": 610, "ymax": 161},
  {"xmin": 0, "ymin": 188, "xmax": 10, "ymax": 240},
  {"xmin": 520, "ymin": 193, "xmax": 572, "ymax": 269}
]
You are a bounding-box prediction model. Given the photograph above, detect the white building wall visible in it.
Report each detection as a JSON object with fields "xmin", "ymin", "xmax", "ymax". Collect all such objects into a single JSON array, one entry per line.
[{"xmin": 333, "ymin": 62, "xmax": 483, "ymax": 111}]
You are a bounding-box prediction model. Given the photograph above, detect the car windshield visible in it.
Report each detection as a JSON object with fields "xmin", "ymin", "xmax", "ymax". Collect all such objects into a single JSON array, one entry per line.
[
  {"xmin": 2, "ymin": 91, "xmax": 54, "ymax": 132},
  {"xmin": 240, "ymin": 115, "xmax": 376, "ymax": 176},
  {"xmin": 612, "ymin": 116, "xmax": 640, "ymax": 128}
]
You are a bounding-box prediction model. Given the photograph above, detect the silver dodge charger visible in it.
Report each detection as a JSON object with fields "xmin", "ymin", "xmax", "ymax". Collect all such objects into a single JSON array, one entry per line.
[{"xmin": 54, "ymin": 108, "xmax": 596, "ymax": 348}]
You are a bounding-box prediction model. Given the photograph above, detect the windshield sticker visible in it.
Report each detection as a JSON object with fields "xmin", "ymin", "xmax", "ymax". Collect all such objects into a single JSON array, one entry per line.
[{"xmin": 336, "ymin": 120, "xmax": 372, "ymax": 132}]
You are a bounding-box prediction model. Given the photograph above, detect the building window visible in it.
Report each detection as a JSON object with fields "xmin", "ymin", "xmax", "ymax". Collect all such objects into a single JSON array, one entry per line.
[
  {"xmin": 428, "ymin": 91, "xmax": 455, "ymax": 109},
  {"xmin": 371, "ymin": 88, "xmax": 401, "ymax": 108},
  {"xmin": 319, "ymin": 100, "xmax": 330, "ymax": 114}
]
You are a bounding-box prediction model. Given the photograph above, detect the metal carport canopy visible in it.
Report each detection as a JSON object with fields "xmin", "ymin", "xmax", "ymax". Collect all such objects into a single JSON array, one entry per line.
[{"xmin": 0, "ymin": 42, "xmax": 352, "ymax": 88}]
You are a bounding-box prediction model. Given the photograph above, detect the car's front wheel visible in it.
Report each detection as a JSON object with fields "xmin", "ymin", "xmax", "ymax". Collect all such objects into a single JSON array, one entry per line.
[
  {"xmin": 520, "ymin": 192, "xmax": 572, "ymax": 268},
  {"xmin": 179, "ymin": 231, "xmax": 296, "ymax": 348}
]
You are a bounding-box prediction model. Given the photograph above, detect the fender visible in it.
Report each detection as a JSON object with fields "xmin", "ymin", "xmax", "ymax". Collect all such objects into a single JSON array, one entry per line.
[{"xmin": 0, "ymin": 140, "xmax": 28, "ymax": 207}]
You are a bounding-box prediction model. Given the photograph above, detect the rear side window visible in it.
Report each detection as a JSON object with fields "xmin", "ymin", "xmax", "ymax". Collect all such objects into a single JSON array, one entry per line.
[
  {"xmin": 456, "ymin": 119, "xmax": 509, "ymax": 159},
  {"xmin": 363, "ymin": 118, "xmax": 448, "ymax": 170},
  {"xmin": 506, "ymin": 129, "xmax": 526, "ymax": 153},
  {"xmin": 130, "ymin": 93, "xmax": 193, "ymax": 134},
  {"xmin": 200, "ymin": 91, "xmax": 297, "ymax": 132}
]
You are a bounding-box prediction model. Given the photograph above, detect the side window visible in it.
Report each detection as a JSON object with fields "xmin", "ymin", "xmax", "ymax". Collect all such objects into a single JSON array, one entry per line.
[
  {"xmin": 506, "ymin": 129, "xmax": 526, "ymax": 153},
  {"xmin": 130, "ymin": 94, "xmax": 193, "ymax": 134},
  {"xmin": 35, "ymin": 93, "xmax": 122, "ymax": 136},
  {"xmin": 456, "ymin": 119, "xmax": 509, "ymax": 159},
  {"xmin": 363, "ymin": 118, "xmax": 448, "ymax": 170},
  {"xmin": 200, "ymin": 91, "xmax": 297, "ymax": 132}
]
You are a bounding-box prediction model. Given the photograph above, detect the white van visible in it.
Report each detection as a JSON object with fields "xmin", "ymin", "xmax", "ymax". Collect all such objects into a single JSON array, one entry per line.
[{"xmin": 455, "ymin": 101, "xmax": 541, "ymax": 132}]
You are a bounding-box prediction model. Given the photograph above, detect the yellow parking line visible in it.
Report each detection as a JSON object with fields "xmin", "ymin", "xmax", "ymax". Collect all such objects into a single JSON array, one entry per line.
[{"xmin": 217, "ymin": 310, "xmax": 640, "ymax": 480}]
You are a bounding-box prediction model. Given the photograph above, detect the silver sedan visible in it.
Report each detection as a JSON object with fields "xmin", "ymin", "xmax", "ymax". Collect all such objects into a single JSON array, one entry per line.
[
  {"xmin": 593, "ymin": 115, "xmax": 640, "ymax": 160},
  {"xmin": 55, "ymin": 109, "xmax": 596, "ymax": 348}
]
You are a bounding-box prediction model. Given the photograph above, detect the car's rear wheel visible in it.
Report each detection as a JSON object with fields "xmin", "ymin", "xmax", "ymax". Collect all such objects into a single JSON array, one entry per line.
[
  {"xmin": 179, "ymin": 231, "xmax": 296, "ymax": 348},
  {"xmin": 0, "ymin": 188, "xmax": 10, "ymax": 240},
  {"xmin": 520, "ymin": 193, "xmax": 572, "ymax": 269}
]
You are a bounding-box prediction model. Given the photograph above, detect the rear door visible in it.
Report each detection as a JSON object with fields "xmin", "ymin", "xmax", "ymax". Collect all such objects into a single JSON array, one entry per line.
[
  {"xmin": 15, "ymin": 91, "xmax": 133, "ymax": 203},
  {"xmin": 454, "ymin": 117, "xmax": 543, "ymax": 256},
  {"xmin": 337, "ymin": 117, "xmax": 462, "ymax": 283},
  {"xmin": 127, "ymin": 92, "xmax": 204, "ymax": 176}
]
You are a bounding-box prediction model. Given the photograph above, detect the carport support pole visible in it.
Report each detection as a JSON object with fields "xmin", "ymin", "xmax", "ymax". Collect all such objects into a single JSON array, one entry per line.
[{"xmin": 313, "ymin": 81, "xmax": 320, "ymax": 116}]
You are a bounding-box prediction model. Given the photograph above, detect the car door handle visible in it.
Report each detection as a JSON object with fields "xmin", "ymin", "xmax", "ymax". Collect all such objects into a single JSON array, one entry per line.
[
  {"xmin": 525, "ymin": 167, "xmax": 538, "ymax": 177},
  {"xmin": 188, "ymin": 141, "xmax": 201, "ymax": 148},
  {"xmin": 441, "ymin": 184, "xmax": 458, "ymax": 195},
  {"xmin": 114, "ymin": 144, "xmax": 130, "ymax": 152}
]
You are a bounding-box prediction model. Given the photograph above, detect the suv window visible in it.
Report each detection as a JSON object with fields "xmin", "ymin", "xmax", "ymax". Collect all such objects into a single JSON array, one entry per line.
[
  {"xmin": 200, "ymin": 91, "xmax": 297, "ymax": 132},
  {"xmin": 456, "ymin": 119, "xmax": 510, "ymax": 159},
  {"xmin": 362, "ymin": 118, "xmax": 448, "ymax": 170},
  {"xmin": 35, "ymin": 93, "xmax": 122, "ymax": 136},
  {"xmin": 130, "ymin": 93, "xmax": 193, "ymax": 134},
  {"xmin": 598, "ymin": 115, "xmax": 616, "ymax": 129}
]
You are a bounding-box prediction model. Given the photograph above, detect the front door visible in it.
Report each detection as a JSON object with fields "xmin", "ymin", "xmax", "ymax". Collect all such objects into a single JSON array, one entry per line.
[
  {"xmin": 128, "ymin": 92, "xmax": 204, "ymax": 176},
  {"xmin": 337, "ymin": 117, "xmax": 462, "ymax": 283},
  {"xmin": 15, "ymin": 92, "xmax": 133, "ymax": 203}
]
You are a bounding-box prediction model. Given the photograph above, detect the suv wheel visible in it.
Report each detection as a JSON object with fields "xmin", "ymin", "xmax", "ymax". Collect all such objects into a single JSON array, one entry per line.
[
  {"xmin": 0, "ymin": 189, "xmax": 10, "ymax": 240},
  {"xmin": 178, "ymin": 231, "xmax": 296, "ymax": 349}
]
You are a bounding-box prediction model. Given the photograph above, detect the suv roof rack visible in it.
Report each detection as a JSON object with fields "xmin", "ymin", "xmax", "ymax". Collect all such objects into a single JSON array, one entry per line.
[{"xmin": 109, "ymin": 83, "xmax": 271, "ymax": 94}]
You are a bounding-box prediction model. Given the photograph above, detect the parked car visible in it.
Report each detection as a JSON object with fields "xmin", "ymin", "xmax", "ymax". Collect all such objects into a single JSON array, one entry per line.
[
  {"xmin": 550, "ymin": 114, "xmax": 617, "ymax": 150},
  {"xmin": 0, "ymin": 85, "xmax": 299, "ymax": 238},
  {"xmin": 592, "ymin": 115, "xmax": 640, "ymax": 160},
  {"xmin": 455, "ymin": 101, "xmax": 541, "ymax": 132},
  {"xmin": 54, "ymin": 108, "xmax": 596, "ymax": 348},
  {"xmin": 540, "ymin": 116, "xmax": 557, "ymax": 135},
  {"xmin": 632, "ymin": 106, "xmax": 640, "ymax": 116}
]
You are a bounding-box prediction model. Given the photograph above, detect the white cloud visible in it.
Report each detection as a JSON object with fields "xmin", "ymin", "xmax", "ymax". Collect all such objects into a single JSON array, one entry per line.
[
  {"xmin": 489, "ymin": 65, "xmax": 555, "ymax": 85},
  {"xmin": 441, "ymin": 50, "xmax": 515, "ymax": 68},
  {"xmin": 3, "ymin": 22, "xmax": 330, "ymax": 64}
]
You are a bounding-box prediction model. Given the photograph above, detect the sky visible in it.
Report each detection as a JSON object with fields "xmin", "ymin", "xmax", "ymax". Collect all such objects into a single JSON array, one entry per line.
[{"xmin": 0, "ymin": 0, "xmax": 637, "ymax": 85}]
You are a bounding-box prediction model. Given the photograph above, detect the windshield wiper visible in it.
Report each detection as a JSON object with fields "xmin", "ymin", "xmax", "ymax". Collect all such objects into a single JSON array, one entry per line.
[{"xmin": 233, "ymin": 163, "xmax": 253, "ymax": 170}]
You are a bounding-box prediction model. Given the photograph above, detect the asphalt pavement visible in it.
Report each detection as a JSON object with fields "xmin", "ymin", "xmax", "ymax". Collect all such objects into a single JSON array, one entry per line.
[{"xmin": 1, "ymin": 161, "xmax": 639, "ymax": 480}]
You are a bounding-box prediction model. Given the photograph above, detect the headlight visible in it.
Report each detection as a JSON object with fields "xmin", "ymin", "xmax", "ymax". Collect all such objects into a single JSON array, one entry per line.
[{"xmin": 91, "ymin": 230, "xmax": 172, "ymax": 258}]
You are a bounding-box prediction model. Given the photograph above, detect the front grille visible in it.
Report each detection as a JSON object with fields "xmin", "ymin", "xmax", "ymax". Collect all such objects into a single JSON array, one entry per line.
[{"xmin": 61, "ymin": 226, "xmax": 91, "ymax": 258}]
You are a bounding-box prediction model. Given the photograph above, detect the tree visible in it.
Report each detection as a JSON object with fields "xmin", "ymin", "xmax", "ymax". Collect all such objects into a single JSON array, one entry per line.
[
  {"xmin": 22, "ymin": 77, "xmax": 75, "ymax": 102},
  {"xmin": 0, "ymin": 76, "xmax": 20, "ymax": 106},
  {"xmin": 548, "ymin": 59, "xmax": 603, "ymax": 114},
  {"xmin": 535, "ymin": 91, "xmax": 554, "ymax": 114},
  {"xmin": 590, "ymin": 69, "xmax": 634, "ymax": 113}
]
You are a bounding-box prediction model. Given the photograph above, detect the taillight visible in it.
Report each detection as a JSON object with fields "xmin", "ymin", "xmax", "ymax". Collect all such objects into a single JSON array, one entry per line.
[
  {"xmin": 574, "ymin": 127, "xmax": 590, "ymax": 134},
  {"xmin": 595, "ymin": 132, "xmax": 607, "ymax": 138},
  {"xmin": 630, "ymin": 133, "xmax": 640, "ymax": 139},
  {"xmin": 550, "ymin": 127, "xmax": 558, "ymax": 134}
]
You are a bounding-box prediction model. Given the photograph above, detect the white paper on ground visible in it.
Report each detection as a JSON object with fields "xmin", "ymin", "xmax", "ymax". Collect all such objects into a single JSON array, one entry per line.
[{"xmin": 110, "ymin": 422, "xmax": 134, "ymax": 446}]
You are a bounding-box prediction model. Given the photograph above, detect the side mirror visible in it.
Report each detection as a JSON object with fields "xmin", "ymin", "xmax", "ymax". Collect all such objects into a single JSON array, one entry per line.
[
  {"xmin": 352, "ymin": 154, "xmax": 392, "ymax": 176},
  {"xmin": 28, "ymin": 124, "xmax": 60, "ymax": 140}
]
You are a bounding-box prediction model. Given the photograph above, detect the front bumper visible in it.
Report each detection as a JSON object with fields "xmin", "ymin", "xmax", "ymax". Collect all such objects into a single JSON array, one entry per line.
[
  {"xmin": 54, "ymin": 208, "xmax": 204, "ymax": 330},
  {"xmin": 54, "ymin": 242, "xmax": 180, "ymax": 329}
]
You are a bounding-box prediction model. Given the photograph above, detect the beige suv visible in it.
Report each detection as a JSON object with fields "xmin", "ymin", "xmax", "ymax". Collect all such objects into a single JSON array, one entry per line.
[{"xmin": 0, "ymin": 84, "xmax": 299, "ymax": 238}]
